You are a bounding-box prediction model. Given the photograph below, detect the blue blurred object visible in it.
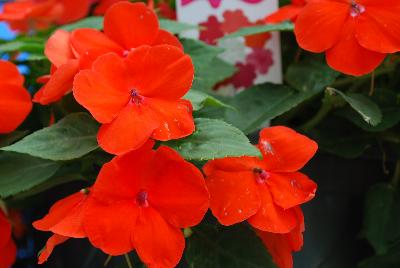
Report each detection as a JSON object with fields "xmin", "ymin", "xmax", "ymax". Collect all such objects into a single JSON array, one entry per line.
[{"xmin": 0, "ymin": 2, "xmax": 17, "ymax": 41}]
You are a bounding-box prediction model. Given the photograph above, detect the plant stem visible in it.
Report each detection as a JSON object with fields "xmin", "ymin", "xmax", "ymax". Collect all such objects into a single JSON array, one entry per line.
[
  {"xmin": 392, "ymin": 160, "xmax": 400, "ymax": 188},
  {"xmin": 300, "ymin": 97, "xmax": 333, "ymax": 131},
  {"xmin": 104, "ymin": 255, "xmax": 112, "ymax": 267},
  {"xmin": 369, "ymin": 71, "xmax": 375, "ymax": 96},
  {"xmin": 124, "ymin": 254, "xmax": 134, "ymax": 268}
]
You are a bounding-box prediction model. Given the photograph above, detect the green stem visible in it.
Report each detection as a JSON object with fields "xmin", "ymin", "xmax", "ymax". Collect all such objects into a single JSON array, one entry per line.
[
  {"xmin": 124, "ymin": 254, "xmax": 134, "ymax": 268},
  {"xmin": 369, "ymin": 71, "xmax": 375, "ymax": 96},
  {"xmin": 104, "ymin": 255, "xmax": 112, "ymax": 267},
  {"xmin": 392, "ymin": 160, "xmax": 400, "ymax": 188},
  {"xmin": 300, "ymin": 98, "xmax": 333, "ymax": 131}
]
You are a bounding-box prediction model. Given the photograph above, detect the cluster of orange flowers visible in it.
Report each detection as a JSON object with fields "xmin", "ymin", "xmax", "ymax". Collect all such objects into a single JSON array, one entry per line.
[
  {"xmin": 265, "ymin": 0, "xmax": 400, "ymax": 76},
  {"xmin": 0, "ymin": 1, "xmax": 324, "ymax": 268}
]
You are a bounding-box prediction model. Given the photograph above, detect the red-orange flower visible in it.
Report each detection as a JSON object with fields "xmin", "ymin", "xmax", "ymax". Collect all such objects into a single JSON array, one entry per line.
[
  {"xmin": 93, "ymin": 0, "xmax": 127, "ymax": 15},
  {"xmin": 294, "ymin": 0, "xmax": 400, "ymax": 76},
  {"xmin": 33, "ymin": 189, "xmax": 90, "ymax": 264},
  {"xmin": 0, "ymin": 209, "xmax": 17, "ymax": 268},
  {"xmin": 0, "ymin": 0, "xmax": 91, "ymax": 32},
  {"xmin": 73, "ymin": 45, "xmax": 195, "ymax": 155},
  {"xmin": 83, "ymin": 143, "xmax": 209, "ymax": 267},
  {"xmin": 0, "ymin": 60, "xmax": 32, "ymax": 134},
  {"xmin": 33, "ymin": 30, "xmax": 79, "ymax": 105},
  {"xmin": 33, "ymin": 2, "xmax": 182, "ymax": 105},
  {"xmin": 264, "ymin": 0, "xmax": 306, "ymax": 23},
  {"xmin": 203, "ymin": 126, "xmax": 317, "ymax": 233},
  {"xmin": 257, "ymin": 207, "xmax": 304, "ymax": 268}
]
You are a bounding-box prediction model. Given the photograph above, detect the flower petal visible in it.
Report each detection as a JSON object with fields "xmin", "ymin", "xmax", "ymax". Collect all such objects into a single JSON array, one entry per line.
[
  {"xmin": 0, "ymin": 237, "xmax": 16, "ymax": 268},
  {"xmin": 356, "ymin": 0, "xmax": 400, "ymax": 53},
  {"xmin": 0, "ymin": 210, "xmax": 12, "ymax": 249},
  {"xmin": 45, "ymin": 30, "xmax": 74, "ymax": 67},
  {"xmin": 153, "ymin": 29, "xmax": 183, "ymax": 50},
  {"xmin": 125, "ymin": 45, "xmax": 194, "ymax": 100},
  {"xmin": 134, "ymin": 207, "xmax": 185, "ymax": 268},
  {"xmin": 103, "ymin": 2, "xmax": 159, "ymax": 49},
  {"xmin": 203, "ymin": 156, "xmax": 264, "ymax": 173},
  {"xmin": 33, "ymin": 59, "xmax": 79, "ymax": 105},
  {"xmin": 32, "ymin": 191, "xmax": 87, "ymax": 238},
  {"xmin": 73, "ymin": 53, "xmax": 130, "ymax": 123},
  {"xmin": 248, "ymin": 186, "xmax": 297, "ymax": 233},
  {"xmin": 83, "ymin": 197, "xmax": 138, "ymax": 256},
  {"xmin": 70, "ymin": 28, "xmax": 122, "ymax": 57},
  {"xmin": 294, "ymin": 0, "xmax": 349, "ymax": 52},
  {"xmin": 57, "ymin": 0, "xmax": 91, "ymax": 24},
  {"xmin": 206, "ymin": 169, "xmax": 260, "ymax": 226},
  {"xmin": 257, "ymin": 231, "xmax": 293, "ymax": 268},
  {"xmin": 146, "ymin": 146, "xmax": 209, "ymax": 228},
  {"xmin": 267, "ymin": 172, "xmax": 317, "ymax": 209},
  {"xmin": 258, "ymin": 126, "xmax": 318, "ymax": 172},
  {"xmin": 97, "ymin": 102, "xmax": 159, "ymax": 155},
  {"xmin": 0, "ymin": 60, "xmax": 24, "ymax": 86},
  {"xmin": 265, "ymin": 4, "xmax": 303, "ymax": 23},
  {"xmin": 326, "ymin": 19, "xmax": 386, "ymax": 76},
  {"xmin": 38, "ymin": 234, "xmax": 69, "ymax": 264},
  {"xmin": 91, "ymin": 143, "xmax": 155, "ymax": 202},
  {"xmin": 0, "ymin": 83, "xmax": 32, "ymax": 134},
  {"xmin": 149, "ymin": 99, "xmax": 195, "ymax": 141}
]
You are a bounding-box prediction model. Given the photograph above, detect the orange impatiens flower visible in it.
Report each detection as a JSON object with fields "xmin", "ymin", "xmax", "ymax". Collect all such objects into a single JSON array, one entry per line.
[
  {"xmin": 0, "ymin": 209, "xmax": 17, "ymax": 268},
  {"xmin": 264, "ymin": 0, "xmax": 306, "ymax": 23},
  {"xmin": 0, "ymin": 60, "xmax": 32, "ymax": 134},
  {"xmin": 33, "ymin": 2, "xmax": 182, "ymax": 105},
  {"xmin": 33, "ymin": 189, "xmax": 90, "ymax": 264},
  {"xmin": 257, "ymin": 207, "xmax": 305, "ymax": 268},
  {"xmin": 203, "ymin": 126, "xmax": 317, "ymax": 233},
  {"xmin": 294, "ymin": 0, "xmax": 400, "ymax": 76},
  {"xmin": 83, "ymin": 143, "xmax": 209, "ymax": 267},
  {"xmin": 93, "ymin": 0, "xmax": 128, "ymax": 15},
  {"xmin": 0, "ymin": 0, "xmax": 91, "ymax": 32},
  {"xmin": 73, "ymin": 45, "xmax": 195, "ymax": 155},
  {"xmin": 33, "ymin": 30, "xmax": 79, "ymax": 105}
]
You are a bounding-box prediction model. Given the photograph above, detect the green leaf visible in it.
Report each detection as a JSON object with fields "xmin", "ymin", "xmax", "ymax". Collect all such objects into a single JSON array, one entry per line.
[
  {"xmin": 363, "ymin": 183, "xmax": 400, "ymax": 255},
  {"xmin": 286, "ymin": 60, "xmax": 339, "ymax": 93},
  {"xmin": 2, "ymin": 113, "xmax": 99, "ymax": 161},
  {"xmin": 184, "ymin": 90, "xmax": 232, "ymax": 111},
  {"xmin": 186, "ymin": 223, "xmax": 277, "ymax": 268},
  {"xmin": 192, "ymin": 57, "xmax": 236, "ymax": 92},
  {"xmin": 359, "ymin": 241, "xmax": 400, "ymax": 268},
  {"xmin": 223, "ymin": 21, "xmax": 294, "ymax": 39},
  {"xmin": 166, "ymin": 118, "xmax": 261, "ymax": 161},
  {"xmin": 159, "ymin": 19, "xmax": 198, "ymax": 34},
  {"xmin": 224, "ymin": 83, "xmax": 313, "ymax": 134},
  {"xmin": 182, "ymin": 38, "xmax": 223, "ymax": 71},
  {"xmin": 338, "ymin": 89, "xmax": 400, "ymax": 132},
  {"xmin": 59, "ymin": 16, "xmax": 104, "ymax": 31},
  {"xmin": 0, "ymin": 40, "xmax": 44, "ymax": 54},
  {"xmin": 0, "ymin": 152, "xmax": 61, "ymax": 198},
  {"xmin": 330, "ymin": 89, "xmax": 382, "ymax": 126}
]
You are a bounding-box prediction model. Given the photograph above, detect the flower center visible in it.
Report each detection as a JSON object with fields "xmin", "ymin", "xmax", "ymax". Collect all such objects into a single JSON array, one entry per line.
[
  {"xmin": 350, "ymin": 1, "xmax": 365, "ymax": 17},
  {"xmin": 130, "ymin": 89, "xmax": 143, "ymax": 105},
  {"xmin": 136, "ymin": 190, "xmax": 149, "ymax": 207},
  {"xmin": 253, "ymin": 168, "xmax": 270, "ymax": 184}
]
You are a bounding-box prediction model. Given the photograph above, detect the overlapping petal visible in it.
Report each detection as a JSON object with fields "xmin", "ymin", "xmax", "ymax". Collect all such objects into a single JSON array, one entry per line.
[
  {"xmin": 248, "ymin": 186, "xmax": 298, "ymax": 233},
  {"xmin": 258, "ymin": 126, "xmax": 318, "ymax": 172},
  {"xmin": 38, "ymin": 234, "xmax": 69, "ymax": 264},
  {"xmin": 294, "ymin": 0, "xmax": 350, "ymax": 53},
  {"xmin": 326, "ymin": 19, "xmax": 386, "ymax": 76},
  {"xmin": 45, "ymin": 30, "xmax": 74, "ymax": 67},
  {"xmin": 103, "ymin": 2, "xmax": 159, "ymax": 49},
  {"xmin": 267, "ymin": 172, "xmax": 317, "ymax": 209},
  {"xmin": 147, "ymin": 146, "xmax": 209, "ymax": 227},
  {"xmin": 206, "ymin": 169, "xmax": 261, "ymax": 226},
  {"xmin": 134, "ymin": 207, "xmax": 185, "ymax": 268},
  {"xmin": 33, "ymin": 191, "xmax": 88, "ymax": 238}
]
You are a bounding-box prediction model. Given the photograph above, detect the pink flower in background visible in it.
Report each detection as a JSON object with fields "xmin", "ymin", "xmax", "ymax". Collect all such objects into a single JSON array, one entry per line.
[
  {"xmin": 221, "ymin": 10, "xmax": 251, "ymax": 34},
  {"xmin": 246, "ymin": 48, "xmax": 274, "ymax": 74},
  {"xmin": 231, "ymin": 63, "xmax": 257, "ymax": 89},
  {"xmin": 182, "ymin": 0, "xmax": 263, "ymax": 8},
  {"xmin": 199, "ymin": 16, "xmax": 224, "ymax": 45}
]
